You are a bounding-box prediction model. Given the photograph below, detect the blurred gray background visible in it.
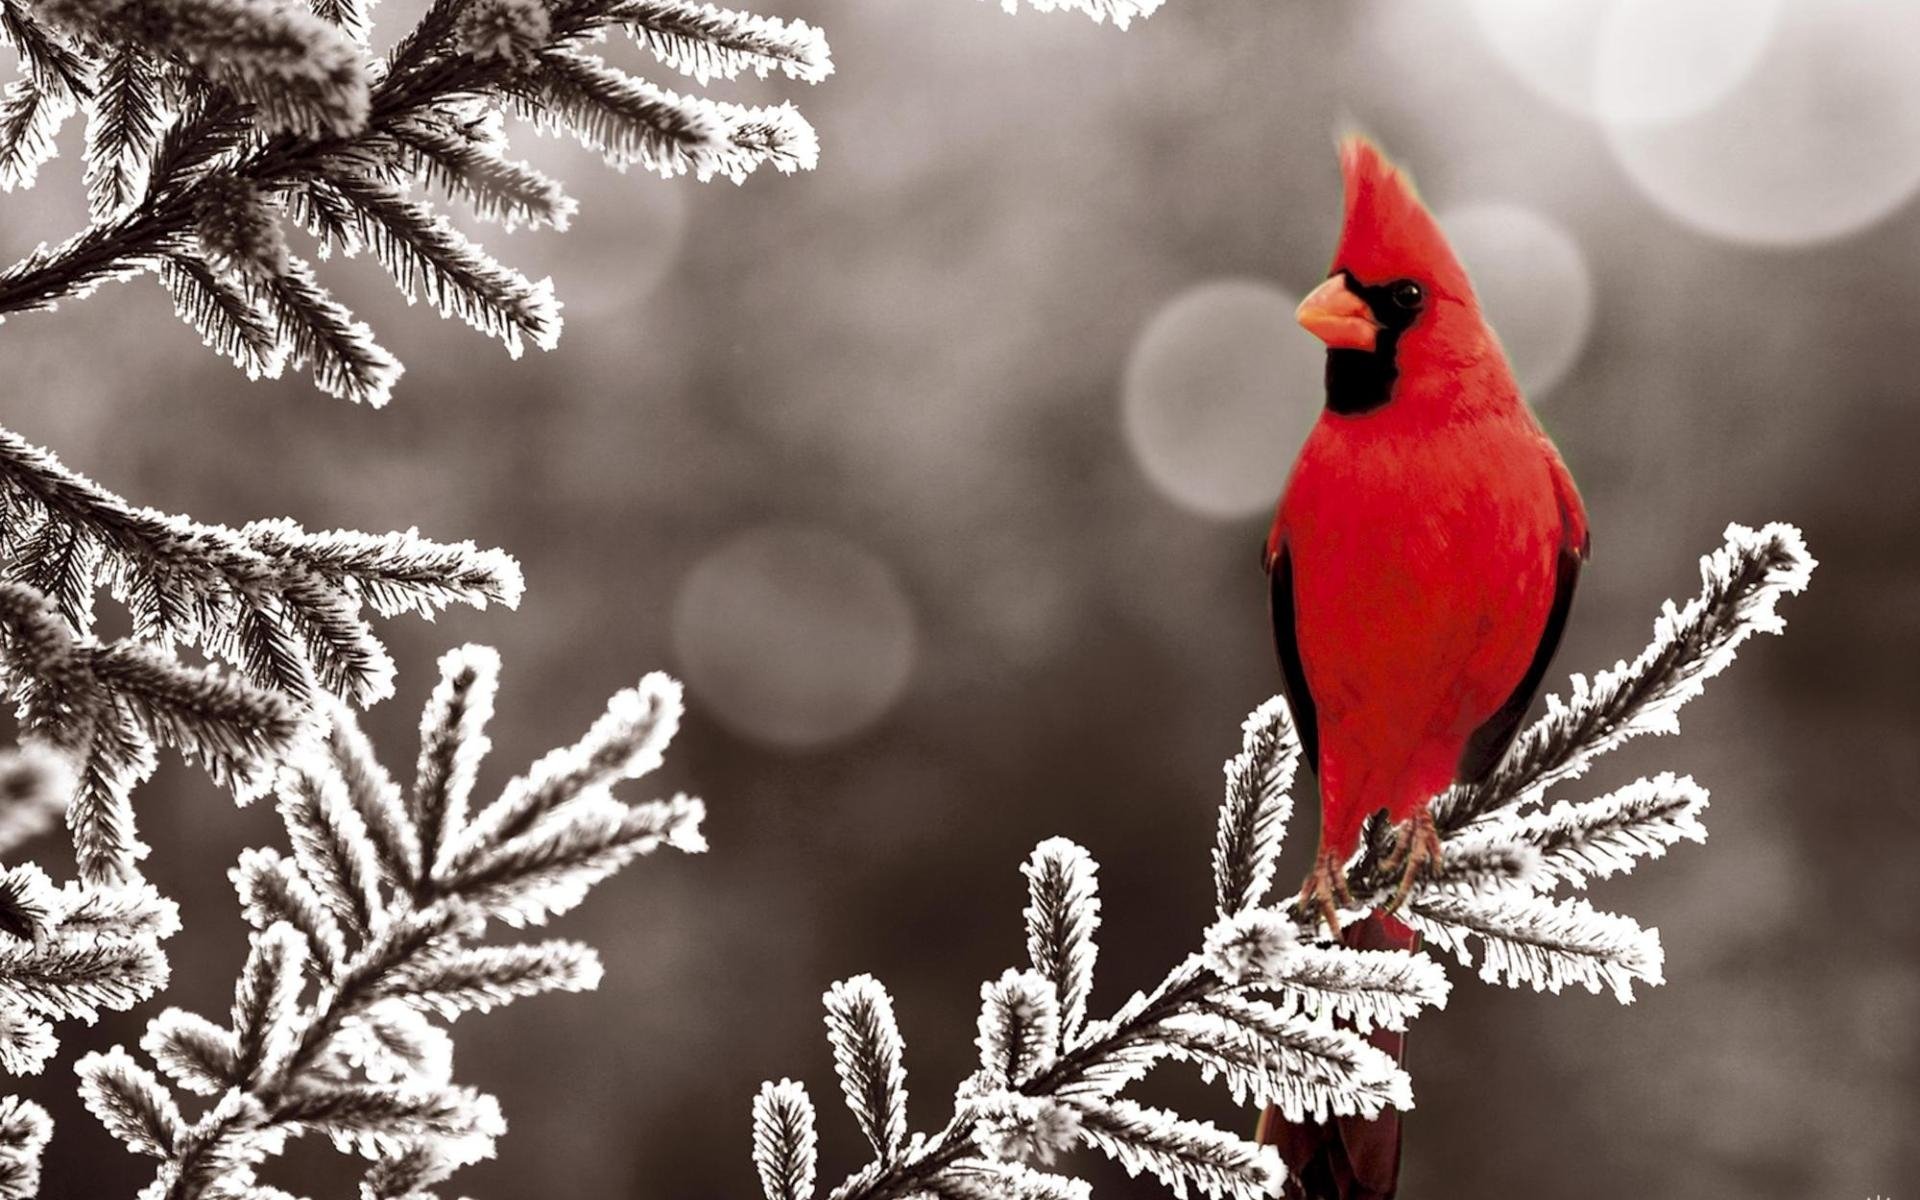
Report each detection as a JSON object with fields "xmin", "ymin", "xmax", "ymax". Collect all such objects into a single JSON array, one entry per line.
[{"xmin": 3, "ymin": 0, "xmax": 1917, "ymax": 1196}]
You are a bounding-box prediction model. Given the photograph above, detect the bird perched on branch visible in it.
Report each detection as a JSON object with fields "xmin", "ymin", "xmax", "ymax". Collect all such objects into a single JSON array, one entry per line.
[
  {"xmin": 1267, "ymin": 135, "xmax": 1589, "ymax": 933},
  {"xmin": 1259, "ymin": 136, "xmax": 1589, "ymax": 1197}
]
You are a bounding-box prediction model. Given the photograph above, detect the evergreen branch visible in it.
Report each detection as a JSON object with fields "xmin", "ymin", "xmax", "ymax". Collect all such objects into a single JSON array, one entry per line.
[
  {"xmin": 1211, "ymin": 695, "xmax": 1296, "ymax": 919},
  {"xmin": 0, "ymin": 425, "xmax": 521, "ymax": 705},
  {"xmin": 0, "ymin": 0, "xmax": 91, "ymax": 98},
  {"xmin": 231, "ymin": 847, "xmax": 348, "ymax": 976},
  {"xmin": 516, "ymin": 47, "xmax": 724, "ymax": 177},
  {"xmin": 74, "ymin": 1045, "xmax": 184, "ymax": 1157},
  {"xmin": 925, "ymin": 1159, "xmax": 1089, "ymax": 1200},
  {"xmin": 975, "ymin": 969, "xmax": 1060, "ymax": 1090},
  {"xmin": 985, "ymin": 0, "xmax": 1167, "ymax": 30},
  {"xmin": 0, "ymin": 1095, "xmax": 50, "ymax": 1200},
  {"xmin": 1445, "ymin": 772, "xmax": 1710, "ymax": 894},
  {"xmin": 386, "ymin": 109, "xmax": 575, "ymax": 231},
  {"xmin": 82, "ymin": 45, "xmax": 165, "ymax": 219},
  {"xmin": 753, "ymin": 1079, "xmax": 819, "ymax": 1200},
  {"xmin": 277, "ymin": 762, "xmax": 385, "ymax": 940},
  {"xmin": 0, "ymin": 581, "xmax": 296, "ymax": 882},
  {"xmin": 0, "ymin": 933, "xmax": 169, "ymax": 1022},
  {"xmin": 1404, "ymin": 892, "xmax": 1664, "ymax": 1004},
  {"xmin": 79, "ymin": 656, "xmax": 701, "ymax": 1200},
  {"xmin": 1070, "ymin": 1099, "xmax": 1275, "ymax": 1200},
  {"xmin": 1171, "ymin": 1000, "xmax": 1408, "ymax": 1122},
  {"xmin": 447, "ymin": 670, "xmax": 683, "ymax": 869},
  {"xmin": 322, "ymin": 701, "xmax": 419, "ymax": 890},
  {"xmin": 142, "ymin": 1009, "xmax": 241, "ymax": 1095},
  {"xmin": 0, "ymin": 1009, "xmax": 56, "ymax": 1077},
  {"xmin": 0, "ymin": 864, "xmax": 56, "ymax": 943},
  {"xmin": 613, "ymin": 0, "xmax": 832, "ymax": 84},
  {"xmin": 825, "ymin": 975, "xmax": 909, "ymax": 1162},
  {"xmin": 249, "ymin": 252, "xmax": 404, "ymax": 406},
  {"xmin": 1259, "ymin": 945, "xmax": 1449, "ymax": 1035},
  {"xmin": 1434, "ymin": 522, "xmax": 1814, "ymax": 832},
  {"xmin": 230, "ymin": 924, "xmax": 308, "ymax": 1088},
  {"xmin": 761, "ymin": 522, "xmax": 1813, "ymax": 1200},
  {"xmin": 311, "ymin": 168, "xmax": 562, "ymax": 355},
  {"xmin": 1019, "ymin": 838, "xmax": 1098, "ymax": 1046},
  {"xmin": 35, "ymin": 0, "xmax": 370, "ymax": 138},
  {"xmin": 409, "ymin": 643, "xmax": 495, "ymax": 882},
  {"xmin": 307, "ymin": 0, "xmax": 370, "ymax": 43},
  {"xmin": 762, "ymin": 833, "xmax": 1433, "ymax": 1200},
  {"xmin": 156, "ymin": 253, "xmax": 286, "ymax": 380},
  {"xmin": 0, "ymin": 0, "xmax": 831, "ymax": 395},
  {"xmin": 0, "ymin": 77, "xmax": 76, "ymax": 192},
  {"xmin": 372, "ymin": 938, "xmax": 602, "ymax": 1017}
]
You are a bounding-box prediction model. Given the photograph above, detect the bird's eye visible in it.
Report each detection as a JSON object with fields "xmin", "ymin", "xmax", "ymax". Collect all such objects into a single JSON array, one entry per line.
[{"xmin": 1391, "ymin": 280, "xmax": 1424, "ymax": 310}]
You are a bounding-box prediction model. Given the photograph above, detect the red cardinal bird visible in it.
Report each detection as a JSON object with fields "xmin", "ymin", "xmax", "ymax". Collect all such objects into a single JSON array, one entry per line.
[{"xmin": 1257, "ymin": 138, "xmax": 1589, "ymax": 1197}]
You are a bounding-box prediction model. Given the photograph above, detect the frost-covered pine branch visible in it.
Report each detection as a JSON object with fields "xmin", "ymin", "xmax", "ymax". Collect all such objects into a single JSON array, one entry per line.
[
  {"xmin": 0, "ymin": 583, "xmax": 297, "ymax": 883},
  {"xmin": 71, "ymin": 646, "xmax": 702, "ymax": 1200},
  {"xmin": 755, "ymin": 521, "xmax": 1812, "ymax": 1200},
  {"xmin": 0, "ymin": 1095, "xmax": 51, "ymax": 1198},
  {"xmin": 0, "ymin": 0, "xmax": 835, "ymax": 404},
  {"xmin": 1324, "ymin": 521, "xmax": 1815, "ymax": 1005},
  {"xmin": 983, "ymin": 0, "xmax": 1167, "ymax": 32},
  {"xmin": 0, "ymin": 428, "xmax": 523, "ymax": 883},
  {"xmin": 0, "ymin": 745, "xmax": 180, "ymax": 1079},
  {"xmin": 749, "ymin": 703, "xmax": 1449, "ymax": 1200}
]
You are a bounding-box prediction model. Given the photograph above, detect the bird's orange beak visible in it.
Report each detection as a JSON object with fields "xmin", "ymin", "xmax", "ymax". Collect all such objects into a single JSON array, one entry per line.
[{"xmin": 1296, "ymin": 275, "xmax": 1379, "ymax": 351}]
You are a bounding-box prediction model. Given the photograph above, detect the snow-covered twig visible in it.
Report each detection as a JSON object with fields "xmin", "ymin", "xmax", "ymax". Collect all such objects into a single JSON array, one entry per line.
[
  {"xmin": 755, "ymin": 521, "xmax": 1812, "ymax": 1200},
  {"xmin": 0, "ymin": 1095, "xmax": 50, "ymax": 1198},
  {"xmin": 0, "ymin": 0, "xmax": 836, "ymax": 403},
  {"xmin": 1363, "ymin": 522, "xmax": 1814, "ymax": 1004},
  {"xmin": 750, "ymin": 702, "xmax": 1449, "ymax": 1200},
  {"xmin": 0, "ymin": 426, "xmax": 524, "ymax": 882},
  {"xmin": 0, "ymin": 427, "xmax": 523, "ymax": 704},
  {"xmin": 70, "ymin": 647, "xmax": 702, "ymax": 1200}
]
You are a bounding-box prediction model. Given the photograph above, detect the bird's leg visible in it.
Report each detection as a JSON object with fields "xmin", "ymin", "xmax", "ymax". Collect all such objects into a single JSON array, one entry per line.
[
  {"xmin": 1381, "ymin": 805, "xmax": 1443, "ymax": 913},
  {"xmin": 1297, "ymin": 845, "xmax": 1354, "ymax": 940}
]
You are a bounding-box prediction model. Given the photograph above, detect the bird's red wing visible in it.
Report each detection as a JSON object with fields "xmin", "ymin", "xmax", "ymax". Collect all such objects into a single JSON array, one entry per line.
[
  {"xmin": 1267, "ymin": 542, "xmax": 1321, "ymax": 778},
  {"xmin": 1454, "ymin": 504, "xmax": 1586, "ymax": 784}
]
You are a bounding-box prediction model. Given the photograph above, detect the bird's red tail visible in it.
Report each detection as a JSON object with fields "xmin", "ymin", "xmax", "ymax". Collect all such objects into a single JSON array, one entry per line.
[{"xmin": 1257, "ymin": 910, "xmax": 1419, "ymax": 1200}]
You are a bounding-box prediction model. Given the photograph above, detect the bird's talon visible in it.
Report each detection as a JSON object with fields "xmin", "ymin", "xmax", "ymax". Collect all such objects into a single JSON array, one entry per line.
[
  {"xmin": 1297, "ymin": 854, "xmax": 1347, "ymax": 941},
  {"xmin": 1381, "ymin": 809, "xmax": 1443, "ymax": 914}
]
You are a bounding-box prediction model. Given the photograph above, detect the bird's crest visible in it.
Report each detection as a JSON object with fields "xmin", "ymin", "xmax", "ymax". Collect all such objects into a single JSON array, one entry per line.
[{"xmin": 1331, "ymin": 136, "xmax": 1476, "ymax": 306}]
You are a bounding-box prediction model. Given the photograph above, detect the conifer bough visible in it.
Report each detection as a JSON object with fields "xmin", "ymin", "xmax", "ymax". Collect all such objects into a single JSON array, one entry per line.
[
  {"xmin": 753, "ymin": 522, "xmax": 1812, "ymax": 1200},
  {"xmin": 71, "ymin": 648, "xmax": 704, "ymax": 1200},
  {"xmin": 0, "ymin": 0, "xmax": 835, "ymax": 404}
]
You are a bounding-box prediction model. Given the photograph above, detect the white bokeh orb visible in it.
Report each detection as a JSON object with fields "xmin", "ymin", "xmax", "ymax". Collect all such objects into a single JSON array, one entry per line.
[
  {"xmin": 1468, "ymin": 0, "xmax": 1777, "ymax": 125},
  {"xmin": 1592, "ymin": 0, "xmax": 1783, "ymax": 126},
  {"xmin": 1121, "ymin": 280, "xmax": 1322, "ymax": 520},
  {"xmin": 1442, "ymin": 203, "xmax": 1596, "ymax": 400},
  {"xmin": 1603, "ymin": 0, "xmax": 1920, "ymax": 246},
  {"xmin": 671, "ymin": 525, "xmax": 917, "ymax": 749}
]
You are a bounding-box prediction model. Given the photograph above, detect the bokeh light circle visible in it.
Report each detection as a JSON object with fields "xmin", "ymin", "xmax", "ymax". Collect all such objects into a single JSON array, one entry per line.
[
  {"xmin": 671, "ymin": 525, "xmax": 917, "ymax": 749},
  {"xmin": 1467, "ymin": 0, "xmax": 1777, "ymax": 125},
  {"xmin": 1592, "ymin": 0, "xmax": 1783, "ymax": 127},
  {"xmin": 1121, "ymin": 280, "xmax": 1322, "ymax": 519},
  {"xmin": 1603, "ymin": 1, "xmax": 1920, "ymax": 246},
  {"xmin": 1441, "ymin": 203, "xmax": 1595, "ymax": 400}
]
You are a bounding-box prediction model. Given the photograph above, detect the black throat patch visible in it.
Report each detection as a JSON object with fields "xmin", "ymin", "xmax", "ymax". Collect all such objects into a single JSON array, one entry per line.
[{"xmin": 1324, "ymin": 272, "xmax": 1418, "ymax": 416}]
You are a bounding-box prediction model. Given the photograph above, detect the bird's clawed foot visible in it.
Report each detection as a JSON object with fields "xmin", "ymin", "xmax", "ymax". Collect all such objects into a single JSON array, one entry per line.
[
  {"xmin": 1297, "ymin": 849, "xmax": 1354, "ymax": 941},
  {"xmin": 1381, "ymin": 806, "xmax": 1443, "ymax": 913}
]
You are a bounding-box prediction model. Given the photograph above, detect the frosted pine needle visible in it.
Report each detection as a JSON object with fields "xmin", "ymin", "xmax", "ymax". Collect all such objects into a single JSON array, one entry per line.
[{"xmin": 752, "ymin": 1079, "xmax": 819, "ymax": 1200}]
